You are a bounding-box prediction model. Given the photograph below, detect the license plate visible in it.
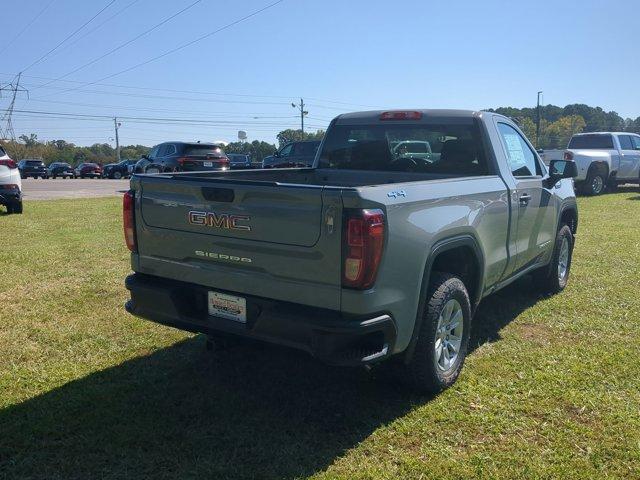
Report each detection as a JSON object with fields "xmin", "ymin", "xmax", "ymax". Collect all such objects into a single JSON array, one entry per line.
[
  {"xmin": 203, "ymin": 161, "xmax": 213, "ymax": 167},
  {"xmin": 208, "ymin": 291, "xmax": 246, "ymax": 323}
]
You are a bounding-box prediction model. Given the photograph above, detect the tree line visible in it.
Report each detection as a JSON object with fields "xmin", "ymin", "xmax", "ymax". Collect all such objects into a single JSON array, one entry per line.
[
  {"xmin": 2, "ymin": 105, "xmax": 638, "ymax": 164},
  {"xmin": 487, "ymin": 104, "xmax": 640, "ymax": 149}
]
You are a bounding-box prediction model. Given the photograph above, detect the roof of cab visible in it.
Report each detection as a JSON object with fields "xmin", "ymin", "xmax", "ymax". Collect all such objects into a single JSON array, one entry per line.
[{"xmin": 334, "ymin": 109, "xmax": 484, "ymax": 124}]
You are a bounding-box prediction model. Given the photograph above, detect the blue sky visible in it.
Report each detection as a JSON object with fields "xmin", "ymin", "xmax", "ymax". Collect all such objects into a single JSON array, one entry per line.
[{"xmin": 1, "ymin": 0, "xmax": 638, "ymax": 147}]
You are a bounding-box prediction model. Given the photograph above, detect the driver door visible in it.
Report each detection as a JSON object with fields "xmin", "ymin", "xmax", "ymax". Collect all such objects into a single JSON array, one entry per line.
[{"xmin": 496, "ymin": 122, "xmax": 556, "ymax": 272}]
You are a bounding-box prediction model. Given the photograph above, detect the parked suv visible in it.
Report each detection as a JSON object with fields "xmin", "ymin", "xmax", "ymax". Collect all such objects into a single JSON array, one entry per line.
[
  {"xmin": 103, "ymin": 159, "xmax": 137, "ymax": 179},
  {"xmin": 18, "ymin": 159, "xmax": 48, "ymax": 179},
  {"xmin": 0, "ymin": 146, "xmax": 23, "ymax": 214},
  {"xmin": 262, "ymin": 141, "xmax": 320, "ymax": 168},
  {"xmin": 134, "ymin": 142, "xmax": 229, "ymax": 174},
  {"xmin": 75, "ymin": 163, "xmax": 102, "ymax": 178},
  {"xmin": 48, "ymin": 162, "xmax": 74, "ymax": 179}
]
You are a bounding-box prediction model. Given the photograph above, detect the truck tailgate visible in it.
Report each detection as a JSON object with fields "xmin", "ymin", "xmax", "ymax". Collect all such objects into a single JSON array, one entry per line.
[{"xmin": 133, "ymin": 175, "xmax": 343, "ymax": 310}]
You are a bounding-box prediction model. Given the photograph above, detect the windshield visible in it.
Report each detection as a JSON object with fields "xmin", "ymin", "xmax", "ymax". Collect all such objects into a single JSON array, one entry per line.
[
  {"xmin": 318, "ymin": 123, "xmax": 487, "ymax": 175},
  {"xmin": 26, "ymin": 160, "xmax": 44, "ymax": 165},
  {"xmin": 568, "ymin": 134, "xmax": 614, "ymax": 149}
]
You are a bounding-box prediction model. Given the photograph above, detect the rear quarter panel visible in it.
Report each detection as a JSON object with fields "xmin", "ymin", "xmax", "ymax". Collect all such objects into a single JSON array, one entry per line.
[{"xmin": 341, "ymin": 176, "xmax": 510, "ymax": 353}]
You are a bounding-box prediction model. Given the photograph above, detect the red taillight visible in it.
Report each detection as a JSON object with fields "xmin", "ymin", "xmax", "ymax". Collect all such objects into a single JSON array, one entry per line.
[
  {"xmin": 342, "ymin": 209, "xmax": 385, "ymax": 289},
  {"xmin": 0, "ymin": 184, "xmax": 19, "ymax": 189},
  {"xmin": 564, "ymin": 151, "xmax": 574, "ymax": 161},
  {"xmin": 123, "ymin": 190, "xmax": 137, "ymax": 252},
  {"xmin": 380, "ymin": 111, "xmax": 422, "ymax": 121},
  {"xmin": 219, "ymin": 156, "xmax": 229, "ymax": 166},
  {"xmin": 0, "ymin": 158, "xmax": 17, "ymax": 169},
  {"xmin": 177, "ymin": 157, "xmax": 188, "ymax": 165}
]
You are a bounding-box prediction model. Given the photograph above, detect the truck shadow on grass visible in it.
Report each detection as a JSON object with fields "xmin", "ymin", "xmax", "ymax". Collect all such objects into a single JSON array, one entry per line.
[{"xmin": 0, "ymin": 279, "xmax": 538, "ymax": 480}]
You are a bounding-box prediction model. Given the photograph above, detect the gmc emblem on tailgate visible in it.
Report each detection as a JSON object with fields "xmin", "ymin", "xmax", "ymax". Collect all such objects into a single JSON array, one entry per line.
[{"xmin": 188, "ymin": 211, "xmax": 251, "ymax": 231}]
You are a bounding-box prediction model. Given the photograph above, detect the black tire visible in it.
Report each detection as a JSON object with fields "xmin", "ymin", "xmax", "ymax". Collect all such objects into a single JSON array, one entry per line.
[
  {"xmin": 403, "ymin": 273, "xmax": 472, "ymax": 394},
  {"xmin": 113, "ymin": 171, "xmax": 122, "ymax": 179},
  {"xmin": 582, "ymin": 169, "xmax": 606, "ymax": 196},
  {"xmin": 7, "ymin": 201, "xmax": 22, "ymax": 214},
  {"xmin": 52, "ymin": 175, "xmax": 57, "ymax": 179},
  {"xmin": 532, "ymin": 224, "xmax": 573, "ymax": 295}
]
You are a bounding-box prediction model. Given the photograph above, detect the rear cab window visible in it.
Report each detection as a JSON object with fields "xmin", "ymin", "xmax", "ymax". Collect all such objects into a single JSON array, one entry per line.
[
  {"xmin": 568, "ymin": 134, "xmax": 614, "ymax": 149},
  {"xmin": 318, "ymin": 120, "xmax": 489, "ymax": 176}
]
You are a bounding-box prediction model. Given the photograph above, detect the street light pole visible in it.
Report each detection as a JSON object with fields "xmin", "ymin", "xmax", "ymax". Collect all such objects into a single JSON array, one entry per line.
[{"xmin": 536, "ymin": 91, "xmax": 543, "ymax": 148}]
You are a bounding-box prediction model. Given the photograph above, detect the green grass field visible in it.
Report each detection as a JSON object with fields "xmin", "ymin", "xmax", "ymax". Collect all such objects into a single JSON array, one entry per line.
[{"xmin": 1, "ymin": 191, "xmax": 639, "ymax": 480}]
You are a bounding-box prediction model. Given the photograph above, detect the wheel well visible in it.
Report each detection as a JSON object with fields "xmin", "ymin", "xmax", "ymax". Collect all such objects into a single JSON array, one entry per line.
[
  {"xmin": 588, "ymin": 162, "xmax": 609, "ymax": 179},
  {"xmin": 560, "ymin": 208, "xmax": 578, "ymax": 234},
  {"xmin": 430, "ymin": 246, "xmax": 480, "ymax": 305}
]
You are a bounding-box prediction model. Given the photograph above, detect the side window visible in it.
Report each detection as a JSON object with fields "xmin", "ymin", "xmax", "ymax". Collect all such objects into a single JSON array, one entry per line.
[
  {"xmin": 148, "ymin": 145, "xmax": 160, "ymax": 159},
  {"xmin": 618, "ymin": 135, "xmax": 634, "ymax": 150},
  {"xmin": 497, "ymin": 123, "xmax": 541, "ymax": 177},
  {"xmin": 279, "ymin": 144, "xmax": 293, "ymax": 157},
  {"xmin": 164, "ymin": 144, "xmax": 177, "ymax": 156},
  {"xmin": 632, "ymin": 136, "xmax": 640, "ymax": 150}
]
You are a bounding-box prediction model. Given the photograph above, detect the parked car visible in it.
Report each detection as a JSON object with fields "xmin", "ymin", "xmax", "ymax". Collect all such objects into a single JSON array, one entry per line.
[
  {"xmin": 18, "ymin": 159, "xmax": 48, "ymax": 179},
  {"xmin": 562, "ymin": 132, "xmax": 640, "ymax": 195},
  {"xmin": 123, "ymin": 109, "xmax": 578, "ymax": 393},
  {"xmin": 0, "ymin": 146, "xmax": 23, "ymax": 214},
  {"xmin": 261, "ymin": 141, "xmax": 320, "ymax": 168},
  {"xmin": 134, "ymin": 142, "xmax": 229, "ymax": 174},
  {"xmin": 227, "ymin": 154, "xmax": 252, "ymax": 169},
  {"xmin": 74, "ymin": 163, "xmax": 103, "ymax": 179},
  {"xmin": 47, "ymin": 162, "xmax": 74, "ymax": 179},
  {"xmin": 103, "ymin": 159, "xmax": 137, "ymax": 179}
]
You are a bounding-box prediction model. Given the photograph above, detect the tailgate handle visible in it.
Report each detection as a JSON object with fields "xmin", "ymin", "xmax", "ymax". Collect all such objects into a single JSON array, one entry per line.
[{"xmin": 202, "ymin": 187, "xmax": 234, "ymax": 202}]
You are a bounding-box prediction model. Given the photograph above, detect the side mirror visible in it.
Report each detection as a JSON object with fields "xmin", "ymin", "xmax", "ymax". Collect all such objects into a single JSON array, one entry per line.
[
  {"xmin": 141, "ymin": 154, "xmax": 149, "ymax": 160},
  {"xmin": 273, "ymin": 150, "xmax": 280, "ymax": 157},
  {"xmin": 546, "ymin": 159, "xmax": 577, "ymax": 187}
]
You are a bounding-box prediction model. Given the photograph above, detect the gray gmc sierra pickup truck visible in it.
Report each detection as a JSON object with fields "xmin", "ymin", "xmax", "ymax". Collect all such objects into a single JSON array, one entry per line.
[{"xmin": 124, "ymin": 109, "xmax": 578, "ymax": 393}]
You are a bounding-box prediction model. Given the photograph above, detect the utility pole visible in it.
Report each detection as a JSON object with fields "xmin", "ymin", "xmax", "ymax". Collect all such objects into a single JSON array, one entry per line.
[
  {"xmin": 0, "ymin": 72, "xmax": 29, "ymax": 141},
  {"xmin": 535, "ymin": 91, "xmax": 543, "ymax": 149},
  {"xmin": 291, "ymin": 98, "xmax": 308, "ymax": 134},
  {"xmin": 113, "ymin": 117, "xmax": 121, "ymax": 162}
]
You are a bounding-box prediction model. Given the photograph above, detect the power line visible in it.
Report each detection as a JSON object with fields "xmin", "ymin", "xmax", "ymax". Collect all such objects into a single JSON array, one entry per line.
[
  {"xmin": 21, "ymin": 0, "xmax": 117, "ymax": 73},
  {"xmin": 42, "ymin": 0, "xmax": 285, "ymax": 97},
  {"xmin": 46, "ymin": 0, "xmax": 142, "ymax": 60},
  {"xmin": 1, "ymin": 71, "xmax": 380, "ymax": 110},
  {"xmin": 32, "ymin": 0, "xmax": 204, "ymax": 91},
  {"xmin": 2, "ymin": 108, "xmax": 322, "ymax": 128},
  {"xmin": 0, "ymin": 0, "xmax": 56, "ymax": 56}
]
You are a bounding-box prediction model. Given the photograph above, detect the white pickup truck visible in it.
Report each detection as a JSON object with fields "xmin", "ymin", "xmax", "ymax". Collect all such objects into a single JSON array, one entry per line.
[{"xmin": 558, "ymin": 132, "xmax": 640, "ymax": 195}]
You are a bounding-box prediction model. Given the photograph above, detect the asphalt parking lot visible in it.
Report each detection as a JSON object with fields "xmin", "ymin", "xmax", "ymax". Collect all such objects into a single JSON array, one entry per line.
[{"xmin": 21, "ymin": 178, "xmax": 129, "ymax": 200}]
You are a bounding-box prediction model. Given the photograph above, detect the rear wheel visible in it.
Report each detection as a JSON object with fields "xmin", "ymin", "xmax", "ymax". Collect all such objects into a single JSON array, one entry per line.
[
  {"xmin": 403, "ymin": 273, "xmax": 471, "ymax": 394},
  {"xmin": 583, "ymin": 170, "xmax": 606, "ymax": 195},
  {"xmin": 533, "ymin": 224, "xmax": 573, "ymax": 294},
  {"xmin": 113, "ymin": 171, "xmax": 122, "ymax": 179}
]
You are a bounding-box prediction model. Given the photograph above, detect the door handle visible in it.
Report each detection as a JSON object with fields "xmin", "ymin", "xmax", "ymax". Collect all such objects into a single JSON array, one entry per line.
[{"xmin": 519, "ymin": 193, "xmax": 531, "ymax": 206}]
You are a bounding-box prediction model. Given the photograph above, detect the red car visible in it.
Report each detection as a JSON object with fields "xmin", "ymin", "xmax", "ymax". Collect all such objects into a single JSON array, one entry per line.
[{"xmin": 74, "ymin": 163, "xmax": 103, "ymax": 179}]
